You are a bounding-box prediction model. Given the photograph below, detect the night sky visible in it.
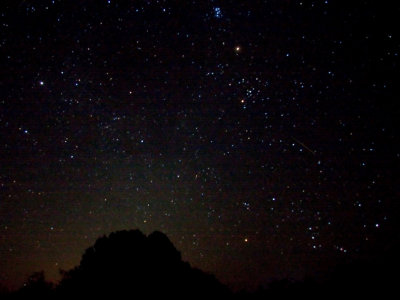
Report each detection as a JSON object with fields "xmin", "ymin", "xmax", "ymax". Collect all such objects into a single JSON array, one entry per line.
[{"xmin": 1, "ymin": 0, "xmax": 399, "ymax": 291}]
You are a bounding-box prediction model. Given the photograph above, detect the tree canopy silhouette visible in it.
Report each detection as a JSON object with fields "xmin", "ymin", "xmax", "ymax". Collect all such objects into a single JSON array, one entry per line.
[
  {"xmin": 57, "ymin": 229, "xmax": 230, "ymax": 299},
  {"xmin": 3, "ymin": 229, "xmax": 398, "ymax": 299}
]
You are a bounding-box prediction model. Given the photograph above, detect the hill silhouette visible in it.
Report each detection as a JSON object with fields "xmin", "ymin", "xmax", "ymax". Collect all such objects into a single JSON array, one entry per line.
[
  {"xmin": 56, "ymin": 229, "xmax": 230, "ymax": 299},
  {"xmin": 4, "ymin": 229, "xmax": 398, "ymax": 299}
]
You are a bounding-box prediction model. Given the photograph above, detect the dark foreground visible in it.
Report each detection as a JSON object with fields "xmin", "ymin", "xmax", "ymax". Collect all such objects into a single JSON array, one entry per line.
[{"xmin": 1, "ymin": 230, "xmax": 398, "ymax": 299}]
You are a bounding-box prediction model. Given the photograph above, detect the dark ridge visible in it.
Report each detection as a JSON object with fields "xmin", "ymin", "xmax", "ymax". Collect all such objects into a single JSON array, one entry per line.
[{"xmin": 3, "ymin": 229, "xmax": 398, "ymax": 299}]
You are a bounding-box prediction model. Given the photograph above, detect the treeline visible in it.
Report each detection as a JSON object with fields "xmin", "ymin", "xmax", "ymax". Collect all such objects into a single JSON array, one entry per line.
[{"xmin": 1, "ymin": 229, "xmax": 397, "ymax": 299}]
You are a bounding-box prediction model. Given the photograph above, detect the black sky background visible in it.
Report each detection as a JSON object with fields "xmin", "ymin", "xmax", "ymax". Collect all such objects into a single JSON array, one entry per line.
[{"xmin": 0, "ymin": 0, "xmax": 399, "ymax": 291}]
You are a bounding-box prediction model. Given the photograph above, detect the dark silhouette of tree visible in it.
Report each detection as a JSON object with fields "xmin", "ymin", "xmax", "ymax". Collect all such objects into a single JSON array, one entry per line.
[
  {"xmin": 57, "ymin": 229, "xmax": 230, "ymax": 299},
  {"xmin": 13, "ymin": 271, "xmax": 54, "ymax": 299},
  {"xmin": 9, "ymin": 228, "xmax": 397, "ymax": 299}
]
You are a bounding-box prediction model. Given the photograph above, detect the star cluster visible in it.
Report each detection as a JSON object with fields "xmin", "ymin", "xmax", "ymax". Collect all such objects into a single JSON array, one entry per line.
[{"xmin": 0, "ymin": 0, "xmax": 399, "ymax": 291}]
